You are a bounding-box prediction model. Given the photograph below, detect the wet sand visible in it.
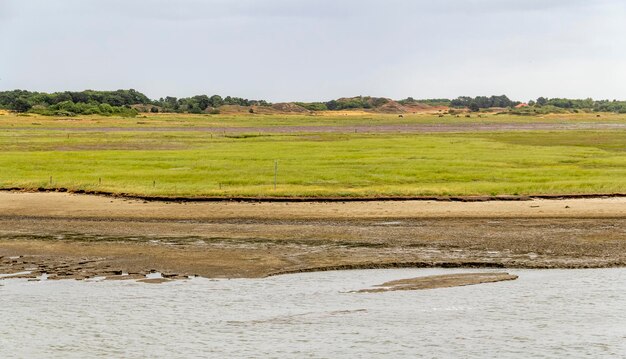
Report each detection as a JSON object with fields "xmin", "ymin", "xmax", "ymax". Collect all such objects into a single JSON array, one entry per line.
[
  {"xmin": 0, "ymin": 192, "xmax": 625, "ymax": 280},
  {"xmin": 356, "ymin": 272, "xmax": 519, "ymax": 292}
]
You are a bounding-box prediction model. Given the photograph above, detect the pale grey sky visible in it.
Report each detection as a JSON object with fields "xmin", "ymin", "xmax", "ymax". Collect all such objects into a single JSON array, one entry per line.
[{"xmin": 1, "ymin": 0, "xmax": 625, "ymax": 102}]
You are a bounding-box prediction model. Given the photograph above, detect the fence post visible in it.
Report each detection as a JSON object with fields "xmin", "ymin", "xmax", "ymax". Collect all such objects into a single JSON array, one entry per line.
[{"xmin": 274, "ymin": 160, "xmax": 278, "ymax": 190}]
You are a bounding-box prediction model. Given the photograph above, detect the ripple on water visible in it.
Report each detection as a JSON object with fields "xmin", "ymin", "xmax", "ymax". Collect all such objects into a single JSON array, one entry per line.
[{"xmin": 0, "ymin": 268, "xmax": 625, "ymax": 358}]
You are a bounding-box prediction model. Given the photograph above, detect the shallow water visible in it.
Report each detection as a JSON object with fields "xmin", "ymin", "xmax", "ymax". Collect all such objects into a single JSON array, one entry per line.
[{"xmin": 1, "ymin": 268, "xmax": 625, "ymax": 358}]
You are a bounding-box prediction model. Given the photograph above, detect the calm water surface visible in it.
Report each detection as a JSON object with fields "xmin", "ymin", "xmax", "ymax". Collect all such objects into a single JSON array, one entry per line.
[{"xmin": 1, "ymin": 268, "xmax": 625, "ymax": 358}]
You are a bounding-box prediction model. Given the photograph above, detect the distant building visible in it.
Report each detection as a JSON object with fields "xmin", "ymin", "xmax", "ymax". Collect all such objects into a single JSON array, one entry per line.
[{"xmin": 515, "ymin": 103, "xmax": 529, "ymax": 108}]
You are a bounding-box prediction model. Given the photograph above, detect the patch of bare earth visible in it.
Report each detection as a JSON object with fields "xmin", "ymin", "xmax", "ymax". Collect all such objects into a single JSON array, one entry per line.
[{"xmin": 0, "ymin": 193, "xmax": 624, "ymax": 281}]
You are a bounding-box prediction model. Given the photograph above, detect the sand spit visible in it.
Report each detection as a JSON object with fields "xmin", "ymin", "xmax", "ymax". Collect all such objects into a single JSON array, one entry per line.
[{"xmin": 356, "ymin": 272, "xmax": 519, "ymax": 292}]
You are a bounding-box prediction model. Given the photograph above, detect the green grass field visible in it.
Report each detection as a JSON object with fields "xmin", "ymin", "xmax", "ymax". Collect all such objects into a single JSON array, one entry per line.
[{"xmin": 0, "ymin": 112, "xmax": 624, "ymax": 197}]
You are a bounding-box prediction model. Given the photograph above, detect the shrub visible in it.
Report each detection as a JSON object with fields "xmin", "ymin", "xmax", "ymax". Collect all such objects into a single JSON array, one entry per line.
[{"xmin": 12, "ymin": 98, "xmax": 32, "ymax": 113}]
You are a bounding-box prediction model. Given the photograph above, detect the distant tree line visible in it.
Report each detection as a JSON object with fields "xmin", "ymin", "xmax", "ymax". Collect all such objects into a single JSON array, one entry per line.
[
  {"xmin": 0, "ymin": 89, "xmax": 150, "ymax": 116},
  {"xmin": 0, "ymin": 89, "xmax": 270, "ymax": 116},
  {"xmin": 415, "ymin": 95, "xmax": 626, "ymax": 114},
  {"xmin": 398, "ymin": 98, "xmax": 452, "ymax": 107},
  {"xmin": 0, "ymin": 89, "xmax": 149, "ymax": 117},
  {"xmin": 294, "ymin": 102, "xmax": 329, "ymax": 111},
  {"xmin": 449, "ymin": 95, "xmax": 519, "ymax": 110},
  {"xmin": 3, "ymin": 89, "xmax": 626, "ymax": 116},
  {"xmin": 327, "ymin": 96, "xmax": 389, "ymax": 110},
  {"xmin": 154, "ymin": 95, "xmax": 270, "ymax": 114},
  {"xmin": 296, "ymin": 96, "xmax": 390, "ymax": 112},
  {"xmin": 530, "ymin": 97, "xmax": 626, "ymax": 113}
]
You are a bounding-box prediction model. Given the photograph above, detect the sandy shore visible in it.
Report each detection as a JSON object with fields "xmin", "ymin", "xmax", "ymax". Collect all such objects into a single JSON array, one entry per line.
[
  {"xmin": 2, "ymin": 191, "xmax": 626, "ymax": 219},
  {"xmin": 0, "ymin": 192, "xmax": 625, "ymax": 280}
]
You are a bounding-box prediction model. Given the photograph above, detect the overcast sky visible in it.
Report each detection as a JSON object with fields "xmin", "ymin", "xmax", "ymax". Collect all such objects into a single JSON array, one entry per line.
[{"xmin": 1, "ymin": 0, "xmax": 625, "ymax": 102}]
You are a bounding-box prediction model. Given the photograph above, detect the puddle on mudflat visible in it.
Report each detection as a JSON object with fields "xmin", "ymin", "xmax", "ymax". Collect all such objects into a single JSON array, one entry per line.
[{"xmin": 145, "ymin": 272, "xmax": 163, "ymax": 279}]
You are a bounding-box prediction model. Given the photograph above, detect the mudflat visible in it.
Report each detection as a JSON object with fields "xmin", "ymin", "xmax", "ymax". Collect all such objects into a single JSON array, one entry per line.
[
  {"xmin": 356, "ymin": 272, "xmax": 519, "ymax": 292},
  {"xmin": 0, "ymin": 192, "xmax": 625, "ymax": 281}
]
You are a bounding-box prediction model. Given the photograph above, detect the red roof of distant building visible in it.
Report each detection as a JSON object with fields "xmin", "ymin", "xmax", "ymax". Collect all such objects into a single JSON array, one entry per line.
[{"xmin": 515, "ymin": 103, "xmax": 529, "ymax": 108}]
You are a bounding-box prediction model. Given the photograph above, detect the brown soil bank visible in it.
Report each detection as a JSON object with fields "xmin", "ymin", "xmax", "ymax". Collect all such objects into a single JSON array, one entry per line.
[{"xmin": 0, "ymin": 193, "xmax": 625, "ymax": 281}]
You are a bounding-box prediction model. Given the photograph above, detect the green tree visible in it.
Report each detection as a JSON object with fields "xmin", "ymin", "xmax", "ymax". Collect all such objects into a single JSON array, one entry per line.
[
  {"xmin": 209, "ymin": 95, "xmax": 224, "ymax": 108},
  {"xmin": 192, "ymin": 95, "xmax": 211, "ymax": 110},
  {"xmin": 12, "ymin": 98, "xmax": 32, "ymax": 113},
  {"xmin": 536, "ymin": 97, "xmax": 548, "ymax": 106}
]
